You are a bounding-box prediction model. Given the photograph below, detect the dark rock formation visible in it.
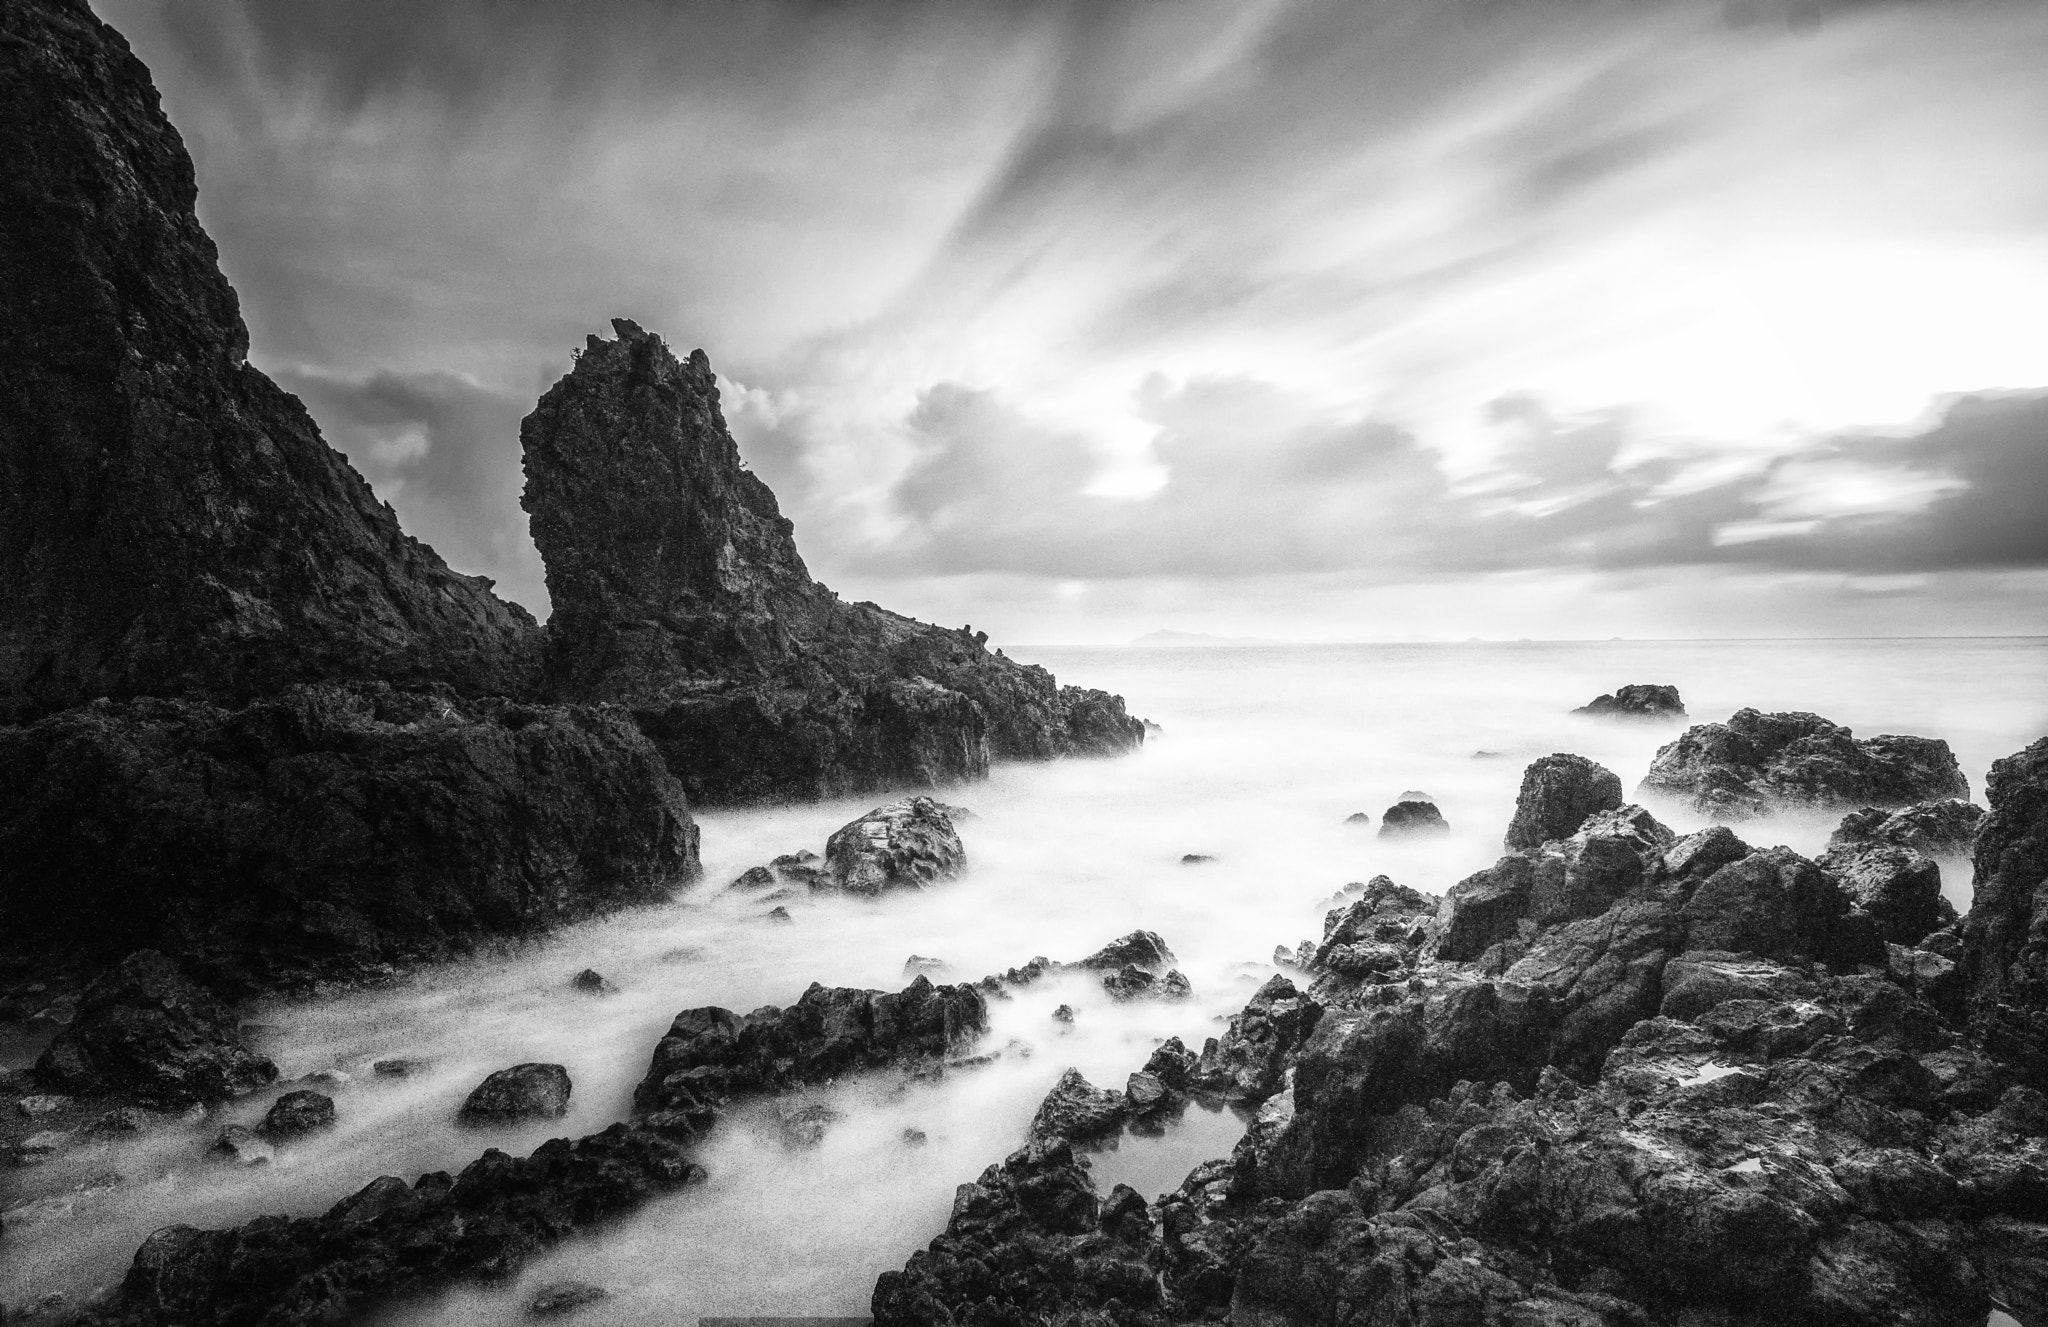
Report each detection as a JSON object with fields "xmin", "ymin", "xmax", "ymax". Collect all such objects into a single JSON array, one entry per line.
[
  {"xmin": 458, "ymin": 1064, "xmax": 572, "ymax": 1124},
  {"xmin": 1572, "ymin": 682, "xmax": 1686, "ymax": 719},
  {"xmin": 521, "ymin": 320, "xmax": 1143, "ymax": 804},
  {"xmin": 569, "ymin": 968, "xmax": 615, "ymax": 994},
  {"xmin": 1503, "ymin": 753, "xmax": 1623, "ymax": 851},
  {"xmin": 33, "ymin": 950, "xmax": 275, "ymax": 1107},
  {"xmin": 1833, "ymin": 798, "xmax": 1986, "ymax": 857},
  {"xmin": 0, "ymin": 0, "xmax": 539, "ymax": 724},
  {"xmin": 1640, "ymin": 708, "xmax": 1969, "ymax": 820},
  {"xmin": 1075, "ymin": 931, "xmax": 1177, "ymax": 972},
  {"xmin": 877, "ymin": 780, "xmax": 2048, "ymax": 1327},
  {"xmin": 528, "ymin": 1281, "xmax": 609, "ymax": 1317},
  {"xmin": 86, "ymin": 1120, "xmax": 707, "ymax": 1327},
  {"xmin": 1378, "ymin": 800, "xmax": 1449, "ymax": 838},
  {"xmin": 0, "ymin": 683, "xmax": 699, "ymax": 991},
  {"xmin": 1819, "ymin": 840, "xmax": 1955, "ymax": 948},
  {"xmin": 1962, "ymin": 736, "xmax": 2048, "ymax": 1084},
  {"xmin": 633, "ymin": 975, "xmax": 987, "ymax": 1113},
  {"xmin": 824, "ymin": 797, "xmax": 966, "ymax": 895},
  {"xmin": 259, "ymin": 1090, "xmax": 335, "ymax": 1142}
]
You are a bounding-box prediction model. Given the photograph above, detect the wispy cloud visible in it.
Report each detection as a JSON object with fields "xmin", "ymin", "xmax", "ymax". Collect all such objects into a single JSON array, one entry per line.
[{"xmin": 101, "ymin": 0, "xmax": 2048, "ymax": 636}]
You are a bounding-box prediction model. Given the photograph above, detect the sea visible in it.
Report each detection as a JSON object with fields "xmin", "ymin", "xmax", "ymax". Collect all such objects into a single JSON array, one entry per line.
[{"xmin": 4, "ymin": 638, "xmax": 2046, "ymax": 1322}]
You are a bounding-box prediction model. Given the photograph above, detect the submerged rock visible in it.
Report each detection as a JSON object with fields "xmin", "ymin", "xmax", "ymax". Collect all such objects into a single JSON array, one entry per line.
[
  {"xmin": 206, "ymin": 1124, "xmax": 274, "ymax": 1168},
  {"xmin": 527, "ymin": 1281, "xmax": 609, "ymax": 1317},
  {"xmin": 1503, "ymin": 753, "xmax": 1624, "ymax": 851},
  {"xmin": 34, "ymin": 950, "xmax": 276, "ymax": 1108},
  {"xmin": 458, "ymin": 1064, "xmax": 572, "ymax": 1125},
  {"xmin": 1573, "ymin": 683, "xmax": 1686, "ymax": 719},
  {"xmin": 822, "ymin": 796, "xmax": 965, "ymax": 895},
  {"xmin": 569, "ymin": 969, "xmax": 616, "ymax": 994},
  {"xmin": 259, "ymin": 1090, "xmax": 337, "ymax": 1142},
  {"xmin": 1378, "ymin": 800, "xmax": 1450, "ymax": 838},
  {"xmin": 1640, "ymin": 708, "xmax": 1968, "ymax": 820}
]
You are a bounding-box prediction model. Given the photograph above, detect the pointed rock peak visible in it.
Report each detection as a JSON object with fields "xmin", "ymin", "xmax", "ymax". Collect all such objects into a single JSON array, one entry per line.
[{"xmin": 521, "ymin": 318, "xmax": 825, "ymax": 694}]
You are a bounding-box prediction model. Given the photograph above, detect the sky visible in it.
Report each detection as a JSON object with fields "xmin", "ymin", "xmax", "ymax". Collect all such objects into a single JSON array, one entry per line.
[{"xmin": 102, "ymin": 0, "xmax": 2048, "ymax": 643}]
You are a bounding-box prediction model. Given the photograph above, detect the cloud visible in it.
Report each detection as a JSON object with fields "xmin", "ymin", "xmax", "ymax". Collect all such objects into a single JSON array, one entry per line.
[
  {"xmin": 94, "ymin": 0, "xmax": 2048, "ymax": 638},
  {"xmin": 272, "ymin": 366, "xmax": 549, "ymax": 609}
]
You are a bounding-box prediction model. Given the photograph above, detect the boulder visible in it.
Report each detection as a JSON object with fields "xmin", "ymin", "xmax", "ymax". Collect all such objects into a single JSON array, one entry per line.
[
  {"xmin": 206, "ymin": 1124, "xmax": 274, "ymax": 1168},
  {"xmin": 569, "ymin": 969, "xmax": 616, "ymax": 994},
  {"xmin": 1818, "ymin": 841, "xmax": 1954, "ymax": 947},
  {"xmin": 260, "ymin": 1090, "xmax": 337, "ymax": 1142},
  {"xmin": 1073, "ymin": 930, "xmax": 1176, "ymax": 972},
  {"xmin": 1503, "ymin": 753, "xmax": 1625, "ymax": 851},
  {"xmin": 458, "ymin": 1064, "xmax": 572, "ymax": 1124},
  {"xmin": 822, "ymin": 797, "xmax": 965, "ymax": 895},
  {"xmin": 1433, "ymin": 857, "xmax": 1534, "ymax": 962},
  {"xmin": 1679, "ymin": 847, "xmax": 1883, "ymax": 968},
  {"xmin": 1028, "ymin": 1068, "xmax": 1129, "ymax": 1145},
  {"xmin": 1573, "ymin": 682, "xmax": 1687, "ymax": 719},
  {"xmin": 1098, "ymin": 966, "xmax": 1193, "ymax": 1001},
  {"xmin": 1832, "ymin": 798, "xmax": 1986, "ymax": 857},
  {"xmin": 34, "ymin": 950, "xmax": 276, "ymax": 1107},
  {"xmin": 1378, "ymin": 800, "xmax": 1450, "ymax": 838},
  {"xmin": 1639, "ymin": 708, "xmax": 1968, "ymax": 820}
]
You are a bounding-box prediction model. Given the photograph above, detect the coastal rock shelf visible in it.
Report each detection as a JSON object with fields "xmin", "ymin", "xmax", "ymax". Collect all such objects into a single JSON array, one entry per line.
[{"xmin": 873, "ymin": 740, "xmax": 2048, "ymax": 1327}]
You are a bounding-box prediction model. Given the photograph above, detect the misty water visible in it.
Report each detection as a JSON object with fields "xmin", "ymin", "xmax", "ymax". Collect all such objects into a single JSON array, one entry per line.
[{"xmin": 4, "ymin": 638, "xmax": 2046, "ymax": 1322}]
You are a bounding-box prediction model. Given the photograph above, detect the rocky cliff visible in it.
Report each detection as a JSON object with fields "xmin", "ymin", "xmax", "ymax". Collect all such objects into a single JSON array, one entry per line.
[
  {"xmin": 522, "ymin": 320, "xmax": 1143, "ymax": 803},
  {"xmin": 0, "ymin": 0, "xmax": 540, "ymax": 721}
]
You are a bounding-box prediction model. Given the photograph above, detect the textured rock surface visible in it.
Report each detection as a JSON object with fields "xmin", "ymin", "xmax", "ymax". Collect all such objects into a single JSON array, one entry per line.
[
  {"xmin": 1833, "ymin": 798, "xmax": 1986, "ymax": 857},
  {"xmin": 1572, "ymin": 682, "xmax": 1686, "ymax": 719},
  {"xmin": 0, "ymin": 684, "xmax": 699, "ymax": 992},
  {"xmin": 1962, "ymin": 737, "xmax": 2048, "ymax": 1084},
  {"xmin": 633, "ymin": 975, "xmax": 988, "ymax": 1113},
  {"xmin": 34, "ymin": 950, "xmax": 275, "ymax": 1107},
  {"xmin": 875, "ymin": 776, "xmax": 2048, "ymax": 1327},
  {"xmin": 522, "ymin": 320, "xmax": 1143, "ymax": 804},
  {"xmin": 1503, "ymin": 753, "xmax": 1624, "ymax": 851},
  {"xmin": 259, "ymin": 1090, "xmax": 336, "ymax": 1143},
  {"xmin": 85, "ymin": 1121, "xmax": 707, "ymax": 1327},
  {"xmin": 1379, "ymin": 800, "xmax": 1449, "ymax": 838},
  {"xmin": 824, "ymin": 797, "xmax": 967, "ymax": 895},
  {"xmin": 1818, "ymin": 840, "xmax": 1955, "ymax": 948},
  {"xmin": 1640, "ymin": 708, "xmax": 1968, "ymax": 820},
  {"xmin": 458, "ymin": 1064, "xmax": 572, "ymax": 1124},
  {"xmin": 0, "ymin": 0, "xmax": 539, "ymax": 723}
]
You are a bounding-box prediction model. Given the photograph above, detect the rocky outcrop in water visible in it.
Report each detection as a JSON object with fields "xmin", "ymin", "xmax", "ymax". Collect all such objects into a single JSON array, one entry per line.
[
  {"xmin": 875, "ymin": 763, "xmax": 2048, "ymax": 1326},
  {"xmin": 34, "ymin": 951, "xmax": 275, "ymax": 1108},
  {"xmin": 0, "ymin": 683, "xmax": 699, "ymax": 992},
  {"xmin": 1572, "ymin": 683, "xmax": 1686, "ymax": 719},
  {"xmin": 522, "ymin": 320, "xmax": 1143, "ymax": 804},
  {"xmin": 0, "ymin": 0, "xmax": 539, "ymax": 723},
  {"xmin": 458, "ymin": 1064, "xmax": 572, "ymax": 1125},
  {"xmin": 87, "ymin": 1120, "xmax": 708, "ymax": 1327},
  {"xmin": 633, "ymin": 975, "xmax": 988, "ymax": 1113},
  {"xmin": 824, "ymin": 797, "xmax": 967, "ymax": 895},
  {"xmin": 1962, "ymin": 737, "xmax": 2048, "ymax": 1086},
  {"xmin": 1502, "ymin": 753, "xmax": 1623, "ymax": 851},
  {"xmin": 1833, "ymin": 798, "xmax": 1986, "ymax": 857},
  {"xmin": 1378, "ymin": 800, "xmax": 1449, "ymax": 838},
  {"xmin": 1639, "ymin": 708, "xmax": 1969, "ymax": 820}
]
